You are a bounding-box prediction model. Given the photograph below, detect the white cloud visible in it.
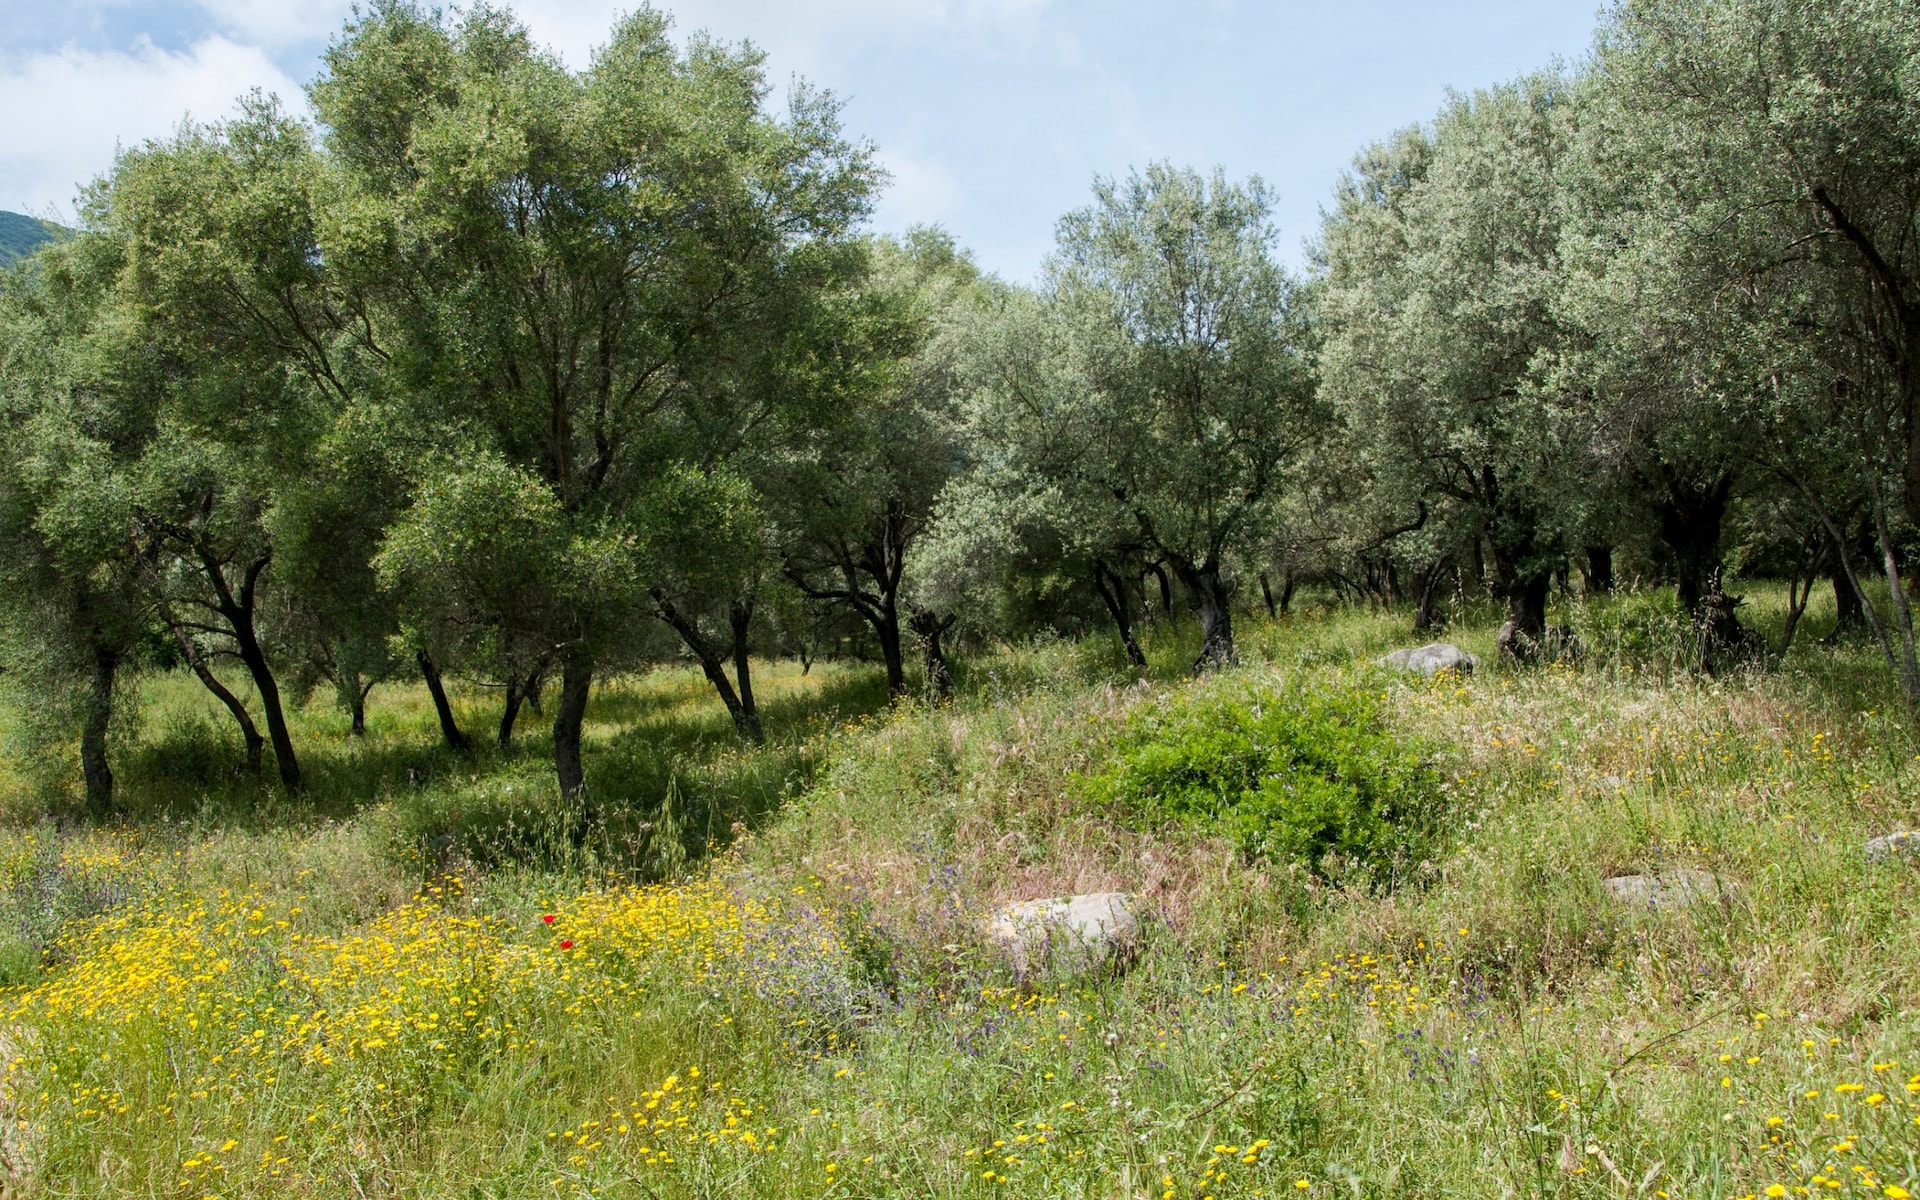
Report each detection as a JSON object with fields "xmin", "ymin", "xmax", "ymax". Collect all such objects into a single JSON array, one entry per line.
[
  {"xmin": 0, "ymin": 36, "xmax": 304, "ymax": 217},
  {"xmin": 872, "ymin": 146, "xmax": 961, "ymax": 228},
  {"xmin": 187, "ymin": 0, "xmax": 356, "ymax": 50},
  {"xmin": 512, "ymin": 0, "xmax": 1050, "ymax": 75}
]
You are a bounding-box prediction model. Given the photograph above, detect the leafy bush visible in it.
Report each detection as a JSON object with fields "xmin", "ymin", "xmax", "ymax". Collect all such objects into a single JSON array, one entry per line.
[{"xmin": 1083, "ymin": 680, "xmax": 1445, "ymax": 883}]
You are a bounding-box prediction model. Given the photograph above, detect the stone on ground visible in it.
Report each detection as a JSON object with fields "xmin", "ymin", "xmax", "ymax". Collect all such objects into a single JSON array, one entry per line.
[
  {"xmin": 1865, "ymin": 831, "xmax": 1919, "ymax": 862},
  {"xmin": 986, "ymin": 892, "xmax": 1139, "ymax": 981},
  {"xmin": 1601, "ymin": 869, "xmax": 1733, "ymax": 909},
  {"xmin": 1379, "ymin": 643, "xmax": 1477, "ymax": 677}
]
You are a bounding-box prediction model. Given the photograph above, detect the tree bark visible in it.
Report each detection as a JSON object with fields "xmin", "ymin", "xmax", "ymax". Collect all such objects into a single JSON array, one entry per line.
[
  {"xmin": 1582, "ymin": 545, "xmax": 1615, "ymax": 596},
  {"xmin": 1171, "ymin": 558, "xmax": 1236, "ymax": 671},
  {"xmin": 553, "ymin": 652, "xmax": 593, "ymax": 801},
  {"xmin": 1496, "ymin": 575, "xmax": 1553, "ymax": 659},
  {"xmin": 1413, "ymin": 557, "xmax": 1452, "ymax": 633},
  {"xmin": 498, "ymin": 673, "xmax": 526, "ymax": 748},
  {"xmin": 1092, "ymin": 561, "xmax": 1147, "ymax": 667},
  {"xmin": 233, "ymin": 618, "xmax": 300, "ymax": 791},
  {"xmin": 1147, "ymin": 563, "xmax": 1173, "ymax": 618},
  {"xmin": 1258, "ymin": 572, "xmax": 1278, "ymax": 620},
  {"xmin": 654, "ymin": 592, "xmax": 763, "ymax": 743},
  {"xmin": 1832, "ymin": 569, "xmax": 1865, "ymax": 635},
  {"xmin": 909, "ymin": 606, "xmax": 957, "ymax": 702},
  {"xmin": 728, "ymin": 599, "xmax": 763, "ymax": 744},
  {"xmin": 1655, "ymin": 469, "xmax": 1734, "ymax": 618},
  {"xmin": 168, "ymin": 620, "xmax": 265, "ymax": 775},
  {"xmin": 81, "ymin": 640, "xmax": 117, "ymax": 817},
  {"xmin": 418, "ymin": 650, "xmax": 470, "ymax": 752}
]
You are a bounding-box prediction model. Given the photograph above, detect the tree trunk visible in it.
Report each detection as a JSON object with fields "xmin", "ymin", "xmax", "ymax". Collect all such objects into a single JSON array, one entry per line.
[
  {"xmin": 498, "ymin": 672, "xmax": 526, "ymax": 748},
  {"xmin": 1279, "ymin": 572, "xmax": 1295, "ymax": 616},
  {"xmin": 1655, "ymin": 470, "xmax": 1734, "ymax": 618},
  {"xmin": 348, "ymin": 688, "xmax": 367, "ymax": 738},
  {"xmin": 1171, "ymin": 558, "xmax": 1236, "ymax": 671},
  {"xmin": 81, "ymin": 641, "xmax": 117, "ymax": 817},
  {"xmin": 909, "ymin": 606, "xmax": 957, "ymax": 702},
  {"xmin": 553, "ymin": 652, "xmax": 593, "ymax": 801},
  {"xmin": 1495, "ymin": 575, "xmax": 1553, "ymax": 660},
  {"xmin": 1147, "ymin": 563, "xmax": 1173, "ymax": 618},
  {"xmin": 1582, "ymin": 545, "xmax": 1615, "ymax": 596},
  {"xmin": 227, "ymin": 611, "xmax": 300, "ymax": 791},
  {"xmin": 873, "ymin": 605, "xmax": 906, "ymax": 698},
  {"xmin": 1092, "ymin": 561, "xmax": 1147, "ymax": 667},
  {"xmin": 524, "ymin": 664, "xmax": 545, "ymax": 718},
  {"xmin": 728, "ymin": 599, "xmax": 764, "ymax": 744},
  {"xmin": 418, "ymin": 650, "xmax": 470, "ymax": 753},
  {"xmin": 170, "ymin": 624, "xmax": 264, "ymax": 774},
  {"xmin": 1258, "ymin": 572, "xmax": 1278, "ymax": 620},
  {"xmin": 654, "ymin": 592, "xmax": 762, "ymax": 743},
  {"xmin": 1413, "ymin": 557, "xmax": 1451, "ymax": 633}
]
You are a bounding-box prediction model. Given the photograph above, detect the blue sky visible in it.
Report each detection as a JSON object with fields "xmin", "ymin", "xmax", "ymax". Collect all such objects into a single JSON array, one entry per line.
[{"xmin": 0, "ymin": 0, "xmax": 1603, "ymax": 280}]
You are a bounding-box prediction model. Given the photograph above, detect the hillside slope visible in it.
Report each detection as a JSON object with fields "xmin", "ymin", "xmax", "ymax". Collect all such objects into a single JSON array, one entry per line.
[
  {"xmin": 0, "ymin": 210, "xmax": 69, "ymax": 266},
  {"xmin": 0, "ymin": 592, "xmax": 1914, "ymax": 1198}
]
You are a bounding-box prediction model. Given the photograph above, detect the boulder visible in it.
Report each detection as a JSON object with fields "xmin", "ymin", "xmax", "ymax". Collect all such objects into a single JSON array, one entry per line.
[
  {"xmin": 1865, "ymin": 831, "xmax": 1919, "ymax": 863},
  {"xmin": 986, "ymin": 892, "xmax": 1139, "ymax": 982},
  {"xmin": 1379, "ymin": 643, "xmax": 1477, "ymax": 678},
  {"xmin": 1601, "ymin": 869, "xmax": 1732, "ymax": 910}
]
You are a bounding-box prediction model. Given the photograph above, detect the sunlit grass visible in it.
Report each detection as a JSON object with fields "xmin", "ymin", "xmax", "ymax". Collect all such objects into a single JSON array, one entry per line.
[{"xmin": 0, "ymin": 586, "xmax": 1913, "ymax": 1197}]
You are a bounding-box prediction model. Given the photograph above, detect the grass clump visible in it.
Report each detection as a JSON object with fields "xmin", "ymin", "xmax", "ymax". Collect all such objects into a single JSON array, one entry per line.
[{"xmin": 1084, "ymin": 677, "xmax": 1448, "ymax": 883}]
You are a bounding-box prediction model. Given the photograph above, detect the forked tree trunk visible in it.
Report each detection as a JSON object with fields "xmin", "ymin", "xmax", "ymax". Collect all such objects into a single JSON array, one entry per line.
[
  {"xmin": 1171, "ymin": 558, "xmax": 1236, "ymax": 671},
  {"xmin": 229, "ymin": 603, "xmax": 300, "ymax": 790},
  {"xmin": 81, "ymin": 641, "xmax": 117, "ymax": 817},
  {"xmin": 418, "ymin": 651, "xmax": 470, "ymax": 752},
  {"xmin": 169, "ymin": 621, "xmax": 265, "ymax": 775},
  {"xmin": 653, "ymin": 592, "xmax": 763, "ymax": 743},
  {"xmin": 1092, "ymin": 561, "xmax": 1147, "ymax": 667},
  {"xmin": 553, "ymin": 652, "xmax": 594, "ymax": 801},
  {"xmin": 909, "ymin": 606, "xmax": 958, "ymax": 702},
  {"xmin": 1656, "ymin": 470, "xmax": 1735, "ymax": 622}
]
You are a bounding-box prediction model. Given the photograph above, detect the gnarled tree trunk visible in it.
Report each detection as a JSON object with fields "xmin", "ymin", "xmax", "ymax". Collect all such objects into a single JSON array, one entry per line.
[
  {"xmin": 909, "ymin": 606, "xmax": 957, "ymax": 702},
  {"xmin": 1170, "ymin": 557, "xmax": 1236, "ymax": 671}
]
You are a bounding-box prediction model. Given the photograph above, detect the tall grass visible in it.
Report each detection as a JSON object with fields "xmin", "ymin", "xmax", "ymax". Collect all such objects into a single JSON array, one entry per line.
[{"xmin": 0, "ymin": 586, "xmax": 1913, "ymax": 1198}]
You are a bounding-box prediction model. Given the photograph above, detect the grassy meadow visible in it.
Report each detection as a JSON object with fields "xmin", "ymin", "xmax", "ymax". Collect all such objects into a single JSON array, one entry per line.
[{"xmin": 0, "ymin": 586, "xmax": 1914, "ymax": 1199}]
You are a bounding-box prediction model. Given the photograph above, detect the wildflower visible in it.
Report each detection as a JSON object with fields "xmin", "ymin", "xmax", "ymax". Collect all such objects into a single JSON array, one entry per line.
[
  {"xmin": 1767, "ymin": 1186, "xmax": 1787, "ymax": 1198},
  {"xmin": 542, "ymin": 914, "xmax": 556, "ymax": 924},
  {"xmin": 558, "ymin": 939, "xmax": 575, "ymax": 951}
]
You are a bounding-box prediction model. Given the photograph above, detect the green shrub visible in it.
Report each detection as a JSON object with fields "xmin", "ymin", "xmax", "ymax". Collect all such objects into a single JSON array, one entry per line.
[{"xmin": 1083, "ymin": 680, "xmax": 1446, "ymax": 883}]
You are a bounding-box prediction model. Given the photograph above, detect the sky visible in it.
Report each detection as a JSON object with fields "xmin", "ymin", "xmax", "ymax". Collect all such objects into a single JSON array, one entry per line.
[{"xmin": 0, "ymin": 0, "xmax": 1604, "ymax": 281}]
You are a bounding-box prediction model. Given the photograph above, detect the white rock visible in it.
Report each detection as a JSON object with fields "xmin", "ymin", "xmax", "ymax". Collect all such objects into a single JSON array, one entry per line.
[
  {"xmin": 1602, "ymin": 869, "xmax": 1732, "ymax": 909},
  {"xmin": 985, "ymin": 892, "xmax": 1139, "ymax": 981},
  {"xmin": 1379, "ymin": 643, "xmax": 1478, "ymax": 677},
  {"xmin": 1865, "ymin": 831, "xmax": 1919, "ymax": 862}
]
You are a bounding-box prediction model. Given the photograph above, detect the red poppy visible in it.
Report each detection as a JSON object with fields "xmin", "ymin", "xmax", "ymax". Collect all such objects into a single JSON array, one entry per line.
[
  {"xmin": 541, "ymin": 914, "xmax": 556, "ymax": 924},
  {"xmin": 558, "ymin": 939, "xmax": 575, "ymax": 950}
]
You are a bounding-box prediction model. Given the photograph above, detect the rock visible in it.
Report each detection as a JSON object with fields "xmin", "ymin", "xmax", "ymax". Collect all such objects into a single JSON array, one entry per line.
[
  {"xmin": 1602, "ymin": 869, "xmax": 1732, "ymax": 910},
  {"xmin": 986, "ymin": 892, "xmax": 1139, "ymax": 982},
  {"xmin": 1865, "ymin": 831, "xmax": 1919, "ymax": 863},
  {"xmin": 1379, "ymin": 643, "xmax": 1477, "ymax": 677}
]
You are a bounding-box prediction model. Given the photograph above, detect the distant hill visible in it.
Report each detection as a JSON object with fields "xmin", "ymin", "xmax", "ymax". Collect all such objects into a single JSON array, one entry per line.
[{"xmin": 0, "ymin": 211, "xmax": 71, "ymax": 267}]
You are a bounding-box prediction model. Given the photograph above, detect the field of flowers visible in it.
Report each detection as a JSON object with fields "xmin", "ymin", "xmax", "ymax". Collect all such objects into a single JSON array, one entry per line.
[{"xmin": 0, "ymin": 592, "xmax": 1914, "ymax": 1198}]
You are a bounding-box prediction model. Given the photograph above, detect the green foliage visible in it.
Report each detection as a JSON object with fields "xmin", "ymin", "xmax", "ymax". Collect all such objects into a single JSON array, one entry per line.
[{"xmin": 1084, "ymin": 679, "xmax": 1446, "ymax": 881}]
